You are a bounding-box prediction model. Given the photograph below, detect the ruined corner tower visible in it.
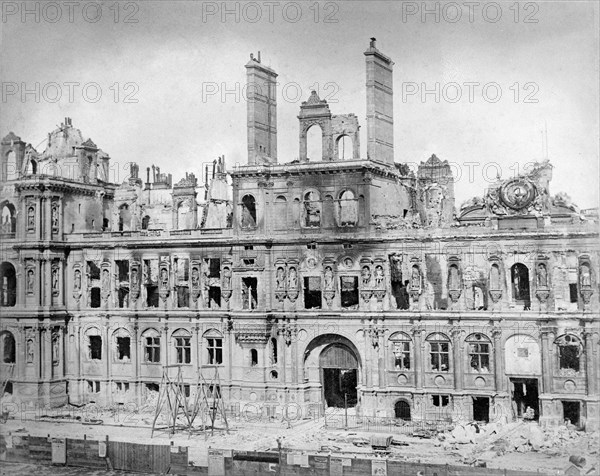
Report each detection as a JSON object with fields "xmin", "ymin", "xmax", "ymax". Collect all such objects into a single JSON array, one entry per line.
[
  {"xmin": 245, "ymin": 52, "xmax": 278, "ymax": 165},
  {"xmin": 364, "ymin": 38, "xmax": 394, "ymax": 165}
]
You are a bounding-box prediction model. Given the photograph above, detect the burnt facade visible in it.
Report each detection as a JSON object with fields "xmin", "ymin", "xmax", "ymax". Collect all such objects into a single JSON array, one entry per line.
[{"xmin": 1, "ymin": 40, "xmax": 598, "ymax": 431}]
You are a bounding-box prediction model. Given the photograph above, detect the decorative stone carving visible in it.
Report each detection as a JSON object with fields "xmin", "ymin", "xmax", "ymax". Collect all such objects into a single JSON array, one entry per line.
[
  {"xmin": 500, "ymin": 178, "xmax": 536, "ymax": 210},
  {"xmin": 190, "ymin": 263, "xmax": 201, "ymax": 303},
  {"xmin": 489, "ymin": 289, "xmax": 502, "ymax": 303},
  {"xmin": 159, "ymin": 263, "xmax": 170, "ymax": 302},
  {"xmin": 275, "ymin": 265, "xmax": 286, "ymax": 302},
  {"xmin": 286, "ymin": 266, "xmax": 299, "ymax": 302},
  {"xmin": 130, "ymin": 263, "xmax": 140, "ymax": 302}
]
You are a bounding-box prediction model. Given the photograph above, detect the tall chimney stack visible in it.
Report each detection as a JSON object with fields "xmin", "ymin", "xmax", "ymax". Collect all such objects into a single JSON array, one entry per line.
[
  {"xmin": 364, "ymin": 38, "xmax": 394, "ymax": 165},
  {"xmin": 245, "ymin": 52, "xmax": 278, "ymax": 165}
]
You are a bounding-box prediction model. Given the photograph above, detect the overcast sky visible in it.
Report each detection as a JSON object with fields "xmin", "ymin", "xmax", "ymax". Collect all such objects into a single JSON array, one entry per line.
[{"xmin": 1, "ymin": 1, "xmax": 598, "ymax": 208}]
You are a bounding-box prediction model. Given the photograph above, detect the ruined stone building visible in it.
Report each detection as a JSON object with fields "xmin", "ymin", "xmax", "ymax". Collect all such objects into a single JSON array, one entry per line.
[{"xmin": 1, "ymin": 40, "xmax": 598, "ymax": 431}]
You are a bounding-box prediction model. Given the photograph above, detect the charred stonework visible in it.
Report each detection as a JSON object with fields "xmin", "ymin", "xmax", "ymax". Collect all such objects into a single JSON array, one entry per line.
[{"xmin": 0, "ymin": 41, "xmax": 598, "ymax": 433}]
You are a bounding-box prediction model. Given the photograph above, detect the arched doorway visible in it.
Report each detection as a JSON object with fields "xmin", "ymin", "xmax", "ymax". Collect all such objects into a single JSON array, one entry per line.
[
  {"xmin": 511, "ymin": 263, "xmax": 531, "ymax": 309},
  {"xmin": 320, "ymin": 344, "xmax": 358, "ymax": 408},
  {"xmin": 394, "ymin": 399, "xmax": 411, "ymax": 420}
]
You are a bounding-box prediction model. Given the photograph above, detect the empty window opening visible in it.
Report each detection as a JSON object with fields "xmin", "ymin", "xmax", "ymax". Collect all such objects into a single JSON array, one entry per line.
[
  {"xmin": 116, "ymin": 382, "xmax": 130, "ymax": 393},
  {"xmin": 306, "ymin": 124, "xmax": 323, "ymax": 161},
  {"xmin": 4, "ymin": 381, "xmax": 13, "ymax": 395},
  {"xmin": 250, "ymin": 348, "xmax": 258, "ymax": 366},
  {"xmin": 473, "ymin": 397, "xmax": 490, "ymax": 422},
  {"xmin": 306, "ymin": 243, "xmax": 317, "ymax": 250},
  {"xmin": 208, "ymin": 286, "xmax": 221, "ymax": 308},
  {"xmin": 87, "ymin": 381, "xmax": 100, "ymax": 393},
  {"xmin": 0, "ymin": 263, "xmax": 16, "ymax": 307},
  {"xmin": 243, "ymin": 258, "xmax": 255, "ymax": 266},
  {"xmin": 118, "ymin": 288, "xmax": 129, "ymax": 308},
  {"xmin": 1, "ymin": 332, "xmax": 16, "ymax": 363},
  {"xmin": 242, "ymin": 277, "xmax": 258, "ymax": 310},
  {"xmin": 177, "ymin": 286, "xmax": 190, "ymax": 308},
  {"xmin": 116, "ymin": 337, "xmax": 131, "ymax": 361},
  {"xmin": 145, "ymin": 383, "xmax": 159, "ymax": 393},
  {"xmin": 429, "ymin": 339, "xmax": 450, "ymax": 372},
  {"xmin": 141, "ymin": 215, "xmax": 150, "ymax": 230},
  {"xmin": 432, "ymin": 395, "xmax": 450, "ymax": 407},
  {"xmin": 558, "ymin": 335, "xmax": 581, "ymax": 372},
  {"xmin": 340, "ymin": 276, "xmax": 359, "ymax": 308},
  {"xmin": 207, "ymin": 338, "xmax": 223, "ymax": 365},
  {"xmin": 270, "ymin": 337, "xmax": 278, "ymax": 365},
  {"xmin": 468, "ymin": 334, "xmax": 490, "ymax": 372},
  {"xmin": 241, "ymin": 195, "xmax": 257, "ymax": 228},
  {"xmin": 208, "ymin": 258, "xmax": 221, "ymax": 278},
  {"xmin": 569, "ymin": 283, "xmax": 578, "ymax": 303},
  {"xmin": 244, "ymin": 245, "xmax": 254, "ymax": 251},
  {"xmin": 304, "ymin": 276, "xmax": 322, "ymax": 309},
  {"xmin": 89, "ymin": 335, "xmax": 102, "ymax": 360},
  {"xmin": 562, "ymin": 401, "xmax": 580, "ymax": 428},
  {"xmin": 394, "ymin": 400, "xmax": 411, "ymax": 421},
  {"xmin": 337, "ymin": 135, "xmax": 353, "ymax": 160},
  {"xmin": 146, "ymin": 286, "xmax": 159, "ymax": 308},
  {"xmin": 511, "ymin": 263, "xmax": 531, "ymax": 309},
  {"xmin": 343, "ymin": 243, "xmax": 353, "ymax": 249},
  {"xmin": 90, "ymin": 288, "xmax": 101, "ymax": 308}
]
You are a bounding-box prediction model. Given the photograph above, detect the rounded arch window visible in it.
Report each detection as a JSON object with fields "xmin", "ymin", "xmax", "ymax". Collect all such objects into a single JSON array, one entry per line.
[
  {"xmin": 112, "ymin": 327, "xmax": 131, "ymax": 362},
  {"xmin": 240, "ymin": 194, "xmax": 257, "ymax": 228},
  {"xmin": 142, "ymin": 328, "xmax": 161, "ymax": 363},
  {"xmin": 172, "ymin": 328, "xmax": 192, "ymax": 364},
  {"xmin": 426, "ymin": 332, "xmax": 450, "ymax": 372},
  {"xmin": 1, "ymin": 202, "xmax": 16, "ymax": 234},
  {"xmin": 389, "ymin": 332, "xmax": 411, "ymax": 370},
  {"xmin": 303, "ymin": 190, "xmax": 321, "ymax": 227},
  {"xmin": 555, "ymin": 334, "xmax": 582, "ymax": 372},
  {"xmin": 338, "ymin": 189, "xmax": 357, "ymax": 227},
  {"xmin": 336, "ymin": 135, "xmax": 353, "ymax": 160}
]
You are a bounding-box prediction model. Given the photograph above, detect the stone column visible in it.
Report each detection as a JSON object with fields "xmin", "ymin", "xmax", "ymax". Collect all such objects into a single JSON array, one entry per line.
[
  {"xmin": 584, "ymin": 330, "xmax": 598, "ymax": 395},
  {"xmin": 451, "ymin": 327, "xmax": 464, "ymax": 391},
  {"xmin": 133, "ymin": 323, "xmax": 140, "ymax": 405},
  {"xmin": 540, "ymin": 328, "xmax": 554, "ymax": 394},
  {"xmin": 491, "ymin": 326, "xmax": 505, "ymax": 392},
  {"xmin": 264, "ymin": 245, "xmax": 273, "ymax": 311},
  {"xmin": 43, "ymin": 325, "xmax": 52, "ymax": 382},
  {"xmin": 412, "ymin": 327, "xmax": 424, "ymax": 390},
  {"xmin": 44, "ymin": 195, "xmax": 52, "ymax": 240}
]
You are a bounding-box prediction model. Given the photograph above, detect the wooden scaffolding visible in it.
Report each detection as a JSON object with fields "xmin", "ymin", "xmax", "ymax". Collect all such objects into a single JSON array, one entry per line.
[{"xmin": 151, "ymin": 365, "xmax": 229, "ymax": 437}]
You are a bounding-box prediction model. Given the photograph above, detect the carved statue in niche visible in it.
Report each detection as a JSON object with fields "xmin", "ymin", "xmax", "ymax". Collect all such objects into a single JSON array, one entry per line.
[
  {"xmin": 288, "ymin": 267, "xmax": 298, "ymax": 289},
  {"xmin": 101, "ymin": 269, "xmax": 110, "ymax": 291},
  {"xmin": 27, "ymin": 269, "xmax": 34, "ymax": 294},
  {"xmin": 580, "ymin": 264, "xmax": 591, "ymax": 287},
  {"xmin": 26, "ymin": 339, "xmax": 34, "ymax": 363},
  {"xmin": 27, "ymin": 206, "xmax": 35, "ymax": 230},
  {"xmin": 74, "ymin": 269, "xmax": 81, "ymax": 291},
  {"xmin": 324, "ymin": 266, "xmax": 334, "ymax": 290},
  {"xmin": 191, "ymin": 266, "xmax": 200, "ymax": 287},
  {"xmin": 275, "ymin": 267, "xmax": 286, "ymax": 290},
  {"xmin": 222, "ymin": 267, "xmax": 231, "ymax": 289},
  {"xmin": 361, "ymin": 266, "xmax": 371, "ymax": 287},
  {"xmin": 449, "ymin": 266, "xmax": 459, "ymax": 290},
  {"xmin": 131, "ymin": 267, "xmax": 139, "ymax": 288},
  {"xmin": 52, "ymin": 268, "xmax": 59, "ymax": 291},
  {"xmin": 51, "ymin": 205, "xmax": 59, "ymax": 229},
  {"xmin": 240, "ymin": 203, "xmax": 256, "ymax": 228},
  {"xmin": 374, "ymin": 265, "xmax": 384, "ymax": 289},
  {"xmin": 52, "ymin": 332, "xmax": 59, "ymax": 362},
  {"xmin": 304, "ymin": 191, "xmax": 321, "ymax": 227},
  {"xmin": 411, "ymin": 266, "xmax": 420, "ymax": 289},
  {"xmin": 160, "ymin": 268, "xmax": 169, "ymax": 288},
  {"xmin": 536, "ymin": 263, "xmax": 548, "ymax": 288},
  {"xmin": 490, "ymin": 265, "xmax": 500, "ymax": 290}
]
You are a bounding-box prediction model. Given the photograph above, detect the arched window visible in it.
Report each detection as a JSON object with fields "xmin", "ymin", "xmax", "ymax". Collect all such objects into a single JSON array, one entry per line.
[
  {"xmin": 338, "ymin": 190, "xmax": 357, "ymax": 227},
  {"xmin": 118, "ymin": 204, "xmax": 131, "ymax": 232},
  {"xmin": 303, "ymin": 190, "xmax": 321, "ymax": 227},
  {"xmin": 426, "ymin": 332, "xmax": 450, "ymax": 372},
  {"xmin": 172, "ymin": 328, "xmax": 191, "ymax": 364},
  {"xmin": 306, "ymin": 124, "xmax": 323, "ymax": 161},
  {"xmin": 394, "ymin": 399, "xmax": 411, "ymax": 421},
  {"xmin": 204, "ymin": 329, "xmax": 223, "ymax": 365},
  {"xmin": 250, "ymin": 348, "xmax": 258, "ymax": 366},
  {"xmin": 466, "ymin": 333, "xmax": 491, "ymax": 373},
  {"xmin": 448, "ymin": 264, "xmax": 460, "ymax": 290},
  {"xmin": 270, "ymin": 337, "xmax": 278, "ymax": 365},
  {"xmin": 142, "ymin": 328, "xmax": 161, "ymax": 363},
  {"xmin": 511, "ymin": 263, "xmax": 531, "ymax": 308},
  {"xmin": 490, "ymin": 263, "xmax": 501, "ymax": 290},
  {"xmin": 112, "ymin": 328, "xmax": 131, "ymax": 362},
  {"xmin": 1, "ymin": 202, "xmax": 16, "ymax": 234},
  {"xmin": 240, "ymin": 194, "xmax": 256, "ymax": 229},
  {"xmin": 1, "ymin": 331, "xmax": 16, "ymax": 363},
  {"xmin": 6, "ymin": 151, "xmax": 17, "ymax": 180},
  {"xmin": 389, "ymin": 332, "xmax": 411, "ymax": 370},
  {"xmin": 0, "ymin": 262, "xmax": 17, "ymax": 307},
  {"xmin": 336, "ymin": 135, "xmax": 353, "ymax": 160},
  {"xmin": 555, "ymin": 334, "xmax": 582, "ymax": 372},
  {"xmin": 177, "ymin": 200, "xmax": 191, "ymax": 230},
  {"xmin": 141, "ymin": 215, "xmax": 150, "ymax": 230}
]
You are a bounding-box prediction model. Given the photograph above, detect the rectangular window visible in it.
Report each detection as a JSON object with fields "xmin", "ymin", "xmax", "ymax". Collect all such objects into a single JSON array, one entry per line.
[
  {"xmin": 175, "ymin": 337, "xmax": 191, "ymax": 364},
  {"xmin": 207, "ymin": 338, "xmax": 223, "ymax": 365},
  {"xmin": 340, "ymin": 276, "xmax": 359, "ymax": 308},
  {"xmin": 145, "ymin": 337, "xmax": 161, "ymax": 363},
  {"xmin": 118, "ymin": 288, "xmax": 129, "ymax": 308},
  {"xmin": 243, "ymin": 258, "xmax": 255, "ymax": 266},
  {"xmin": 116, "ymin": 260, "xmax": 129, "ymax": 283},
  {"xmin": 559, "ymin": 345, "xmax": 580, "ymax": 372},
  {"xmin": 208, "ymin": 258, "xmax": 221, "ymax": 278},
  {"xmin": 177, "ymin": 286, "xmax": 190, "ymax": 308},
  {"xmin": 90, "ymin": 288, "xmax": 101, "ymax": 308},
  {"xmin": 304, "ymin": 276, "xmax": 322, "ymax": 309},
  {"xmin": 89, "ymin": 335, "xmax": 102, "ymax": 360},
  {"xmin": 87, "ymin": 380, "xmax": 100, "ymax": 393},
  {"xmin": 432, "ymin": 395, "xmax": 450, "ymax": 407},
  {"xmin": 430, "ymin": 342, "xmax": 449, "ymax": 371},
  {"xmin": 116, "ymin": 382, "xmax": 130, "ymax": 393},
  {"xmin": 146, "ymin": 286, "xmax": 159, "ymax": 308},
  {"xmin": 569, "ymin": 283, "xmax": 578, "ymax": 303},
  {"xmin": 242, "ymin": 277, "xmax": 258, "ymax": 309},
  {"xmin": 116, "ymin": 337, "xmax": 131, "ymax": 361},
  {"xmin": 208, "ymin": 286, "xmax": 221, "ymax": 308},
  {"xmin": 468, "ymin": 343, "xmax": 490, "ymax": 372},
  {"xmin": 393, "ymin": 341, "xmax": 410, "ymax": 370}
]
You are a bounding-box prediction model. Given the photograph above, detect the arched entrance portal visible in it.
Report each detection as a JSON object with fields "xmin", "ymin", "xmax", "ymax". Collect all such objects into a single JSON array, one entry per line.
[
  {"xmin": 320, "ymin": 344, "xmax": 358, "ymax": 408},
  {"xmin": 394, "ymin": 399, "xmax": 411, "ymax": 421}
]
